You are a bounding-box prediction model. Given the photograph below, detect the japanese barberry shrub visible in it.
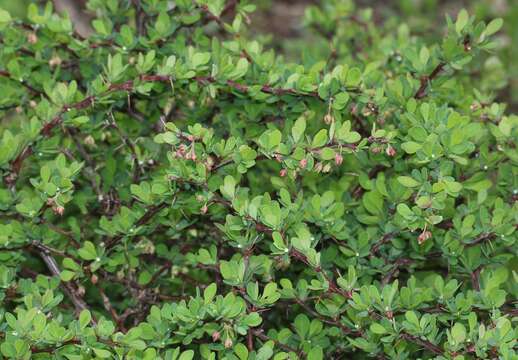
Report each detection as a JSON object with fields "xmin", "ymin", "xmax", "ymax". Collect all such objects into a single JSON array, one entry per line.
[{"xmin": 0, "ymin": 1, "xmax": 517, "ymax": 359}]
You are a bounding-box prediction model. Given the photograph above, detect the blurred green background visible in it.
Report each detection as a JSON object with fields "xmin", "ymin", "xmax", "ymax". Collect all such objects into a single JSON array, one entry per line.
[{"xmin": 1, "ymin": 0, "xmax": 516, "ymax": 110}]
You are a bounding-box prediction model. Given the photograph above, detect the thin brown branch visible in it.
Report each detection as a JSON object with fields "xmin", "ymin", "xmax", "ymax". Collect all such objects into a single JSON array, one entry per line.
[
  {"xmin": 414, "ymin": 62, "xmax": 446, "ymax": 99},
  {"xmin": 105, "ymin": 202, "xmax": 168, "ymax": 249},
  {"xmin": 400, "ymin": 332, "xmax": 443, "ymax": 355},
  {"xmin": 32, "ymin": 241, "xmax": 93, "ymax": 319}
]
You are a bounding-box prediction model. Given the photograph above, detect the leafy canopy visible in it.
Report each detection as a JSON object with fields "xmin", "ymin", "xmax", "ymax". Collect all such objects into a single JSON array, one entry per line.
[{"xmin": 0, "ymin": 1, "xmax": 517, "ymax": 359}]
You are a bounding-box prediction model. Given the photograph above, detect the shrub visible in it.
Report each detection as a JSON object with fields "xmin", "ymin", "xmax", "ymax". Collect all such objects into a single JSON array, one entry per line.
[{"xmin": 0, "ymin": 1, "xmax": 517, "ymax": 359}]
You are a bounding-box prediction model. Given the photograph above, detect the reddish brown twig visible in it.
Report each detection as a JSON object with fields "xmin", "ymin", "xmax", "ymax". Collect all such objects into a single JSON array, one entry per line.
[{"xmin": 414, "ymin": 62, "xmax": 446, "ymax": 99}]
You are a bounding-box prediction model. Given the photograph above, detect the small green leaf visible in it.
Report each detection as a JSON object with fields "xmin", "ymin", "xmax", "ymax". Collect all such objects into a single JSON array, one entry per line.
[
  {"xmin": 397, "ymin": 176, "xmax": 420, "ymax": 188},
  {"xmin": 401, "ymin": 141, "xmax": 421, "ymax": 154},
  {"xmin": 312, "ymin": 129, "xmax": 328, "ymax": 148},
  {"xmin": 456, "ymin": 9, "xmax": 469, "ymax": 34},
  {"xmin": 292, "ymin": 116, "xmax": 306, "ymax": 142},
  {"xmin": 79, "ymin": 309, "xmax": 91, "ymax": 328},
  {"xmin": 204, "ymin": 283, "xmax": 217, "ymax": 304},
  {"xmin": 485, "ymin": 18, "xmax": 503, "ymax": 36},
  {"xmin": 370, "ymin": 323, "xmax": 387, "ymax": 334}
]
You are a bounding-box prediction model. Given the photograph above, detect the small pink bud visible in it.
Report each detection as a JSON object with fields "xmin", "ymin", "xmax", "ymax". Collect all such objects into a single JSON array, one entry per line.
[
  {"xmin": 279, "ymin": 169, "xmax": 287, "ymax": 177},
  {"xmin": 299, "ymin": 158, "xmax": 307, "ymax": 169},
  {"xmin": 418, "ymin": 230, "xmax": 432, "ymax": 245},
  {"xmin": 335, "ymin": 153, "xmax": 343, "ymax": 166},
  {"xmin": 386, "ymin": 145, "xmax": 396, "ymax": 157},
  {"xmin": 274, "ymin": 153, "xmax": 283, "ymax": 162},
  {"xmin": 27, "ymin": 32, "xmax": 38, "ymax": 44},
  {"xmin": 189, "ymin": 148, "xmax": 197, "ymax": 161},
  {"xmin": 200, "ymin": 204, "xmax": 208, "ymax": 214},
  {"xmin": 49, "ymin": 55, "xmax": 62, "ymax": 67},
  {"xmin": 224, "ymin": 337, "xmax": 233, "ymax": 349},
  {"xmin": 212, "ymin": 331, "xmax": 220, "ymax": 341},
  {"xmin": 53, "ymin": 206, "xmax": 65, "ymax": 216}
]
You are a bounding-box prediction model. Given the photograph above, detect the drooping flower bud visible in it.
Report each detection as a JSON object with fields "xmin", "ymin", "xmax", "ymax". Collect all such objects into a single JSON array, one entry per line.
[
  {"xmin": 27, "ymin": 32, "xmax": 38, "ymax": 44},
  {"xmin": 53, "ymin": 205, "xmax": 65, "ymax": 216},
  {"xmin": 335, "ymin": 153, "xmax": 343, "ymax": 165},
  {"xmin": 224, "ymin": 337, "xmax": 233, "ymax": 349},
  {"xmin": 418, "ymin": 230, "xmax": 432, "ymax": 245},
  {"xmin": 212, "ymin": 331, "xmax": 220, "ymax": 342},
  {"xmin": 49, "ymin": 55, "xmax": 62, "ymax": 67},
  {"xmin": 386, "ymin": 145, "xmax": 396, "ymax": 157},
  {"xmin": 324, "ymin": 113, "xmax": 334, "ymax": 124}
]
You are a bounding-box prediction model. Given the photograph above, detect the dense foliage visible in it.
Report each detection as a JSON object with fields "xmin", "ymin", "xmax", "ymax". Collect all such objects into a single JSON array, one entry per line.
[{"xmin": 0, "ymin": 1, "xmax": 517, "ymax": 359}]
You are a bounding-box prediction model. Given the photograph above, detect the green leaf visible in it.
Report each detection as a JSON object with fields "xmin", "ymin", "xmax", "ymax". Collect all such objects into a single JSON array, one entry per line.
[
  {"xmin": 307, "ymin": 346, "xmax": 323, "ymax": 360},
  {"xmin": 370, "ymin": 323, "xmax": 387, "ymax": 334},
  {"xmin": 0, "ymin": 9, "xmax": 12, "ymax": 28},
  {"xmin": 93, "ymin": 348, "xmax": 112, "ymax": 358},
  {"xmin": 192, "ymin": 52, "xmax": 211, "ymax": 68},
  {"xmin": 79, "ymin": 310, "xmax": 91, "ymax": 328},
  {"xmin": 179, "ymin": 350, "xmax": 195, "ymax": 360},
  {"xmin": 451, "ymin": 322, "xmax": 466, "ymax": 344},
  {"xmin": 362, "ymin": 191, "xmax": 383, "ymax": 215},
  {"xmin": 397, "ymin": 203, "xmax": 414, "ymax": 220},
  {"xmin": 456, "ymin": 9, "xmax": 469, "ymax": 34},
  {"xmin": 204, "ymin": 283, "xmax": 217, "ymax": 304},
  {"xmin": 397, "ymin": 176, "xmax": 420, "ymax": 188},
  {"xmin": 220, "ymin": 175, "xmax": 236, "ymax": 199},
  {"xmin": 228, "ymin": 58, "xmax": 249, "ymax": 80},
  {"xmin": 77, "ymin": 241, "xmax": 98, "ymax": 261},
  {"xmin": 485, "ymin": 18, "xmax": 503, "ymax": 36},
  {"xmin": 312, "ymin": 129, "xmax": 328, "ymax": 148},
  {"xmin": 292, "ymin": 116, "xmax": 306, "ymax": 142}
]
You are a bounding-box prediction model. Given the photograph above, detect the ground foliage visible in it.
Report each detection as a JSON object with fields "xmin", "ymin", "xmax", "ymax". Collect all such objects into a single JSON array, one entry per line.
[{"xmin": 0, "ymin": 0, "xmax": 517, "ymax": 359}]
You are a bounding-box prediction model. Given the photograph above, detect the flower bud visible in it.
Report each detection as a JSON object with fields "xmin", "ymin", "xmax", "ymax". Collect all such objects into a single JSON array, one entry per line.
[
  {"xmin": 322, "ymin": 163, "xmax": 331, "ymax": 173},
  {"xmin": 27, "ymin": 32, "xmax": 38, "ymax": 44},
  {"xmin": 189, "ymin": 148, "xmax": 197, "ymax": 161},
  {"xmin": 77, "ymin": 285, "xmax": 85, "ymax": 297},
  {"xmin": 335, "ymin": 153, "xmax": 343, "ymax": 165},
  {"xmin": 386, "ymin": 145, "xmax": 396, "ymax": 157},
  {"xmin": 90, "ymin": 274, "xmax": 98, "ymax": 284},
  {"xmin": 299, "ymin": 158, "xmax": 307, "ymax": 169},
  {"xmin": 212, "ymin": 331, "xmax": 221, "ymax": 342},
  {"xmin": 84, "ymin": 135, "xmax": 96, "ymax": 146},
  {"xmin": 279, "ymin": 169, "xmax": 287, "ymax": 177},
  {"xmin": 224, "ymin": 337, "xmax": 233, "ymax": 349},
  {"xmin": 49, "ymin": 55, "xmax": 62, "ymax": 67},
  {"xmin": 418, "ymin": 230, "xmax": 432, "ymax": 245},
  {"xmin": 53, "ymin": 205, "xmax": 65, "ymax": 216},
  {"xmin": 200, "ymin": 204, "xmax": 208, "ymax": 214},
  {"xmin": 324, "ymin": 113, "xmax": 334, "ymax": 124}
]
